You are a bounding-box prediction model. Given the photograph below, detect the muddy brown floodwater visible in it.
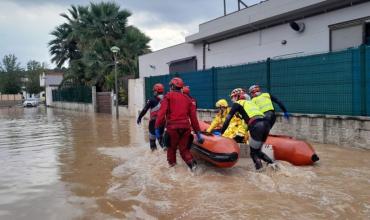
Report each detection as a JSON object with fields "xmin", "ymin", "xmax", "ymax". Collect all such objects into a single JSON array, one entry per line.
[{"xmin": 0, "ymin": 107, "xmax": 369, "ymax": 220}]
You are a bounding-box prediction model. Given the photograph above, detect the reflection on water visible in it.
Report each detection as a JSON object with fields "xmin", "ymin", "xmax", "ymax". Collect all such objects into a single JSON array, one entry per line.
[{"xmin": 0, "ymin": 107, "xmax": 369, "ymax": 219}]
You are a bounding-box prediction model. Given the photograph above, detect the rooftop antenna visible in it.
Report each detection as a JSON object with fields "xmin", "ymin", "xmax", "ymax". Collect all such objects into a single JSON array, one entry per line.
[
  {"xmin": 223, "ymin": 0, "xmax": 249, "ymax": 16},
  {"xmin": 238, "ymin": 0, "xmax": 248, "ymax": 11}
]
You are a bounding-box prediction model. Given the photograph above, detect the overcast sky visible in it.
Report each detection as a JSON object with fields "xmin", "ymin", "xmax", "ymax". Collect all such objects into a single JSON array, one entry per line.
[{"xmin": 0, "ymin": 0, "xmax": 261, "ymax": 68}]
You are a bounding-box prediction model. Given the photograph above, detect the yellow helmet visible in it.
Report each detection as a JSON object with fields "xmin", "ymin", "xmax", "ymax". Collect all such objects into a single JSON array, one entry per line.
[{"xmin": 216, "ymin": 99, "xmax": 228, "ymax": 108}]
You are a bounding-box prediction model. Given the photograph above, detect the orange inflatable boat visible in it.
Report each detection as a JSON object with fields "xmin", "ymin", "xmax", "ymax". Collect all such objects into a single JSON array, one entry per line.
[
  {"xmin": 194, "ymin": 121, "xmax": 319, "ymax": 167},
  {"xmin": 191, "ymin": 131, "xmax": 240, "ymax": 168},
  {"xmin": 264, "ymin": 135, "xmax": 319, "ymax": 166}
]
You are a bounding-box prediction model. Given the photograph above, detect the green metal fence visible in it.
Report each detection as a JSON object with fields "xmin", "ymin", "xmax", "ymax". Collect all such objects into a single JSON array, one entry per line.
[
  {"xmin": 52, "ymin": 86, "xmax": 92, "ymax": 103},
  {"xmin": 144, "ymin": 46, "xmax": 370, "ymax": 116}
]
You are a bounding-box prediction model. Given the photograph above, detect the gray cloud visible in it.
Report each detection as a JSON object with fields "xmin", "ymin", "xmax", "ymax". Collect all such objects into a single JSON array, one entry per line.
[
  {"xmin": 11, "ymin": 0, "xmax": 262, "ymax": 24},
  {"xmin": 0, "ymin": 0, "xmax": 262, "ymax": 67}
]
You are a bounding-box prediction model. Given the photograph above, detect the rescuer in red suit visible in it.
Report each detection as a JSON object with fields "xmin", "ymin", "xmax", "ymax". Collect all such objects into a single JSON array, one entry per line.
[
  {"xmin": 155, "ymin": 77, "xmax": 204, "ymax": 172},
  {"xmin": 182, "ymin": 86, "xmax": 197, "ymax": 108},
  {"xmin": 182, "ymin": 85, "xmax": 197, "ymax": 149}
]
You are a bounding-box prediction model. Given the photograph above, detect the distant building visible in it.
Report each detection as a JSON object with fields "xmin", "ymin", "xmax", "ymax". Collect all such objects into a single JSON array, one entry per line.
[
  {"xmin": 139, "ymin": 0, "xmax": 370, "ymax": 77},
  {"xmin": 20, "ymin": 75, "xmax": 28, "ymax": 99},
  {"xmin": 39, "ymin": 70, "xmax": 64, "ymax": 106}
]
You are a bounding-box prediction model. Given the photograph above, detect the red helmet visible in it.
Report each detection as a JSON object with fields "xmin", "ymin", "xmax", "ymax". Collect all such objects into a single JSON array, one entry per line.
[
  {"xmin": 169, "ymin": 77, "xmax": 184, "ymax": 88},
  {"xmin": 183, "ymin": 86, "xmax": 190, "ymax": 94},
  {"xmin": 230, "ymin": 88, "xmax": 246, "ymax": 101},
  {"xmin": 153, "ymin": 83, "xmax": 164, "ymax": 93}
]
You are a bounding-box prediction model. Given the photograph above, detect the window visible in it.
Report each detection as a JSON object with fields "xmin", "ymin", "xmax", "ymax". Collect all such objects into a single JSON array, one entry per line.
[
  {"xmin": 168, "ymin": 57, "xmax": 197, "ymax": 73},
  {"xmin": 329, "ymin": 17, "xmax": 370, "ymax": 51},
  {"xmin": 365, "ymin": 22, "xmax": 370, "ymax": 45},
  {"xmin": 331, "ymin": 25, "xmax": 363, "ymax": 51}
]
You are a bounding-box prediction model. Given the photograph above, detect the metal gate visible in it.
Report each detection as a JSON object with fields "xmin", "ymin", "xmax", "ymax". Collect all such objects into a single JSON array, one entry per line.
[{"xmin": 97, "ymin": 92, "xmax": 111, "ymax": 114}]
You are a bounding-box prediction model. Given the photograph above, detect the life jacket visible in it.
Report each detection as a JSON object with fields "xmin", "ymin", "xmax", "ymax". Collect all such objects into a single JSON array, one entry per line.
[
  {"xmin": 252, "ymin": 93, "xmax": 274, "ymax": 113},
  {"xmin": 236, "ymin": 100, "xmax": 265, "ymax": 119}
]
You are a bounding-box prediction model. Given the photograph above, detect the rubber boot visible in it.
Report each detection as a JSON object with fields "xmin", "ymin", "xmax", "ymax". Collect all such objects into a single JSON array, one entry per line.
[{"xmin": 150, "ymin": 139, "xmax": 157, "ymax": 151}]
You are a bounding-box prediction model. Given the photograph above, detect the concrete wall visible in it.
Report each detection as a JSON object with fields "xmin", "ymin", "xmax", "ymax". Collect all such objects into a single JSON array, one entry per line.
[
  {"xmin": 0, "ymin": 100, "xmax": 22, "ymax": 107},
  {"xmin": 45, "ymin": 86, "xmax": 57, "ymax": 107},
  {"xmin": 197, "ymin": 109, "xmax": 370, "ymax": 150},
  {"xmin": 51, "ymin": 101, "xmax": 94, "ymax": 113},
  {"xmin": 128, "ymin": 78, "xmax": 146, "ymax": 118},
  {"xmin": 0, "ymin": 94, "xmax": 22, "ymax": 107},
  {"xmin": 139, "ymin": 2, "xmax": 370, "ymax": 75}
]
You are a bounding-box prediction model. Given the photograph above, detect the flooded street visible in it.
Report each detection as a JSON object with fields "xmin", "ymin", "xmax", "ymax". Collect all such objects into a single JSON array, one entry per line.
[{"xmin": 0, "ymin": 107, "xmax": 369, "ymax": 220}]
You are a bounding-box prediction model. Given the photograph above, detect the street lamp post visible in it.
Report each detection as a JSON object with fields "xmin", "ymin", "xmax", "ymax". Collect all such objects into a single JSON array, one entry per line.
[{"xmin": 110, "ymin": 46, "xmax": 120, "ymax": 119}]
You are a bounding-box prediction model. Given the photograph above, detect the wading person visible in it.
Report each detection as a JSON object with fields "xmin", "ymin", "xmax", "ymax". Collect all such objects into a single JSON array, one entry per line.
[
  {"xmin": 182, "ymin": 85, "xmax": 197, "ymax": 149},
  {"xmin": 221, "ymin": 88, "xmax": 275, "ymax": 171},
  {"xmin": 155, "ymin": 77, "xmax": 204, "ymax": 172},
  {"xmin": 206, "ymin": 99, "xmax": 247, "ymax": 143},
  {"xmin": 182, "ymin": 86, "xmax": 197, "ymax": 107},
  {"xmin": 249, "ymin": 85, "xmax": 289, "ymax": 129},
  {"xmin": 137, "ymin": 83, "xmax": 165, "ymax": 151}
]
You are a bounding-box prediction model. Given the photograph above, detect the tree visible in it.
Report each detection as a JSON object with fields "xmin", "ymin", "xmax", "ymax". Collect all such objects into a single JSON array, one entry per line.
[
  {"xmin": 48, "ymin": 5, "xmax": 87, "ymax": 68},
  {"xmin": 1, "ymin": 54, "xmax": 22, "ymax": 73},
  {"xmin": 0, "ymin": 54, "xmax": 23, "ymax": 94},
  {"xmin": 25, "ymin": 60, "xmax": 44, "ymax": 95},
  {"xmin": 48, "ymin": 2, "xmax": 151, "ymax": 91}
]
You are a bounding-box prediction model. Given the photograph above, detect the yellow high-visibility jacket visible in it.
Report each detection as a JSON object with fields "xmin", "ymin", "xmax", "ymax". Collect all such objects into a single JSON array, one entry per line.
[{"xmin": 207, "ymin": 107, "xmax": 248, "ymax": 139}]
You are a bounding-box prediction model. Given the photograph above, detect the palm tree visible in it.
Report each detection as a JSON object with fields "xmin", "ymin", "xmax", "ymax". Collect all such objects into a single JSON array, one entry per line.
[
  {"xmin": 48, "ymin": 2, "xmax": 151, "ymax": 90},
  {"xmin": 48, "ymin": 5, "xmax": 87, "ymax": 68}
]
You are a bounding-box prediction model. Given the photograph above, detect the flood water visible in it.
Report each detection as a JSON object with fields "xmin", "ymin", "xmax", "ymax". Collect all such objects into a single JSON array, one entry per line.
[{"xmin": 0, "ymin": 107, "xmax": 369, "ymax": 220}]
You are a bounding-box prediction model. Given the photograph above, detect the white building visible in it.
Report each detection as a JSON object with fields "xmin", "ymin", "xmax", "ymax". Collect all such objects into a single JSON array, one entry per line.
[
  {"xmin": 39, "ymin": 70, "xmax": 64, "ymax": 106},
  {"xmin": 139, "ymin": 0, "xmax": 370, "ymax": 77},
  {"xmin": 130, "ymin": 0, "xmax": 370, "ymax": 116}
]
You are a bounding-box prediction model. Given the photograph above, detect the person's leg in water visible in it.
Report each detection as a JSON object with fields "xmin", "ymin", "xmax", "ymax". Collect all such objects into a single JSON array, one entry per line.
[
  {"xmin": 177, "ymin": 128, "xmax": 197, "ymax": 172},
  {"xmin": 158, "ymin": 126, "xmax": 165, "ymax": 149},
  {"xmin": 161, "ymin": 130, "xmax": 169, "ymax": 151},
  {"xmin": 249, "ymin": 121, "xmax": 274, "ymax": 170},
  {"xmin": 166, "ymin": 129, "xmax": 181, "ymax": 167},
  {"xmin": 148, "ymin": 119, "xmax": 157, "ymax": 151}
]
